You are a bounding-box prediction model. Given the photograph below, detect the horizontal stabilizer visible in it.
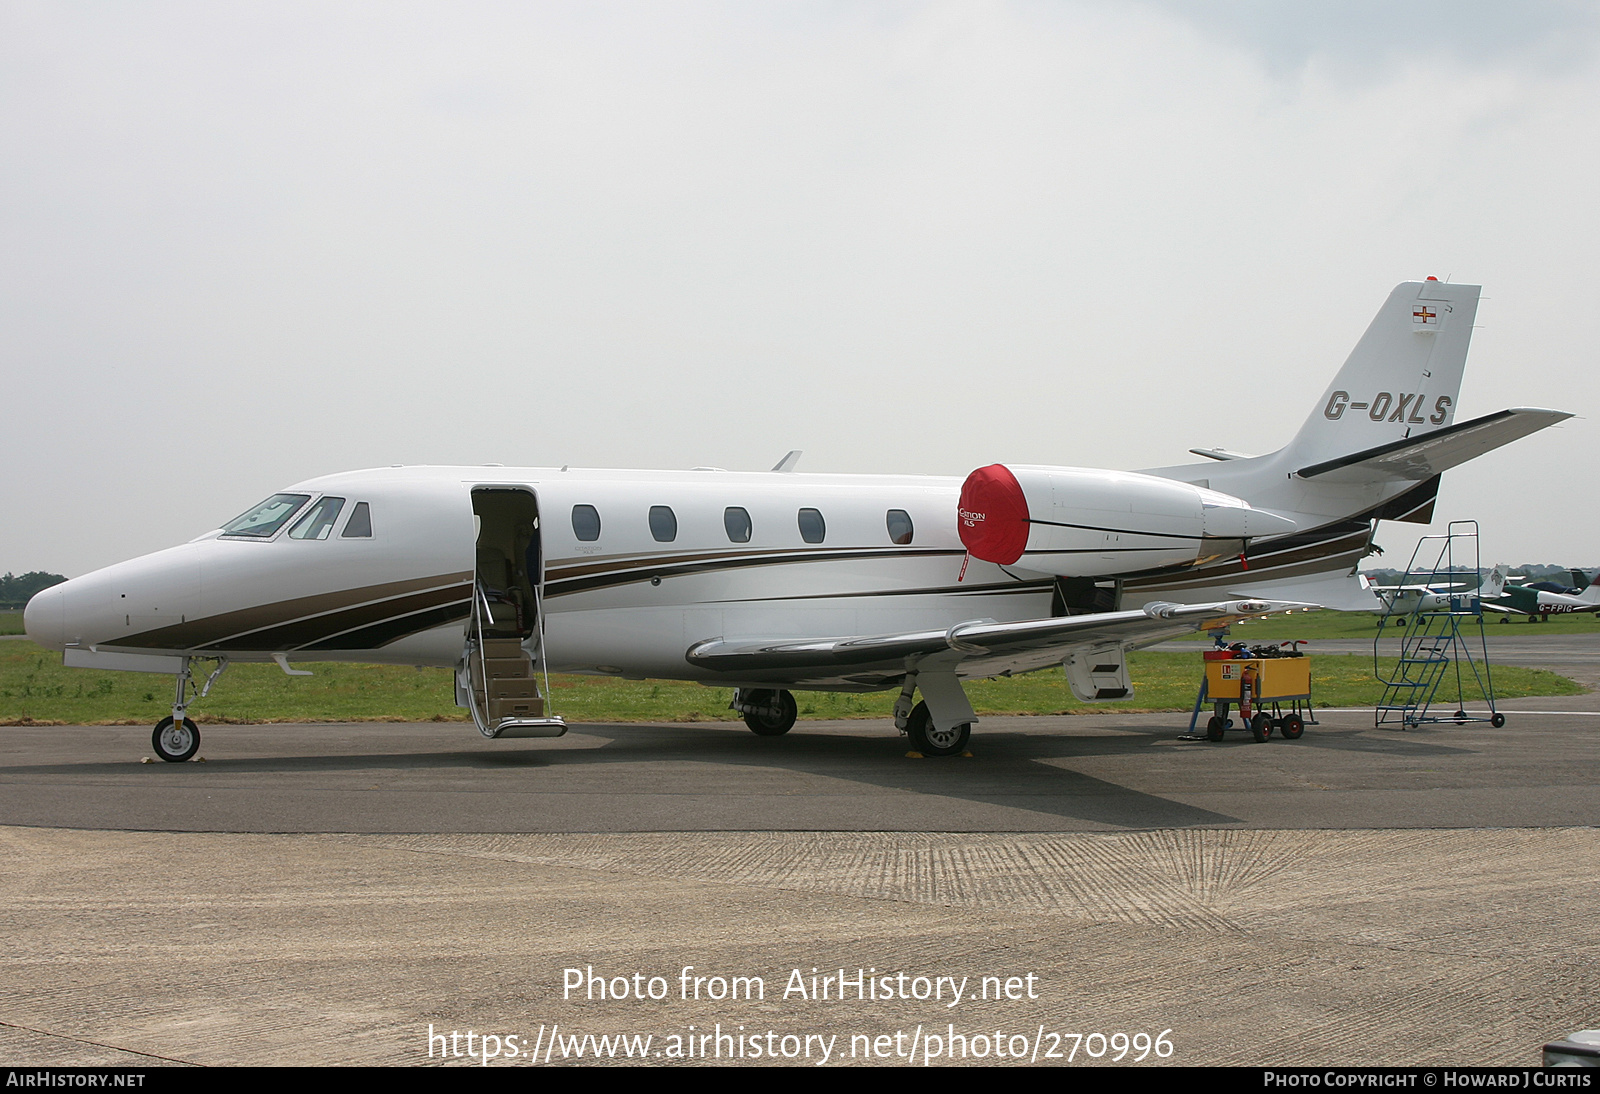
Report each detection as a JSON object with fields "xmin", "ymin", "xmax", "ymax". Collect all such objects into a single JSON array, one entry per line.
[
  {"xmin": 1189, "ymin": 447, "xmax": 1255, "ymax": 461},
  {"xmin": 1295, "ymin": 408, "xmax": 1571, "ymax": 482}
]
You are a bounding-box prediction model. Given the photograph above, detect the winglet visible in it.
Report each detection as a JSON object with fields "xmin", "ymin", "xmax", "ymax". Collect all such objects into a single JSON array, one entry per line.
[{"xmin": 771, "ymin": 450, "xmax": 802, "ymax": 472}]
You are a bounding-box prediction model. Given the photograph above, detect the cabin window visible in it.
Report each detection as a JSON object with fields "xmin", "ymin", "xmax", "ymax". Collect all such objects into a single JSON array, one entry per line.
[
  {"xmin": 886, "ymin": 509, "xmax": 914, "ymax": 545},
  {"xmin": 288, "ymin": 496, "xmax": 346, "ymax": 540},
  {"xmin": 221, "ymin": 493, "xmax": 311, "ymax": 538},
  {"xmin": 724, "ymin": 506, "xmax": 752, "ymax": 543},
  {"xmin": 571, "ymin": 504, "xmax": 602, "ymax": 542},
  {"xmin": 341, "ymin": 502, "xmax": 373, "ymax": 538},
  {"xmin": 798, "ymin": 507, "xmax": 826, "ymax": 544},
  {"xmin": 649, "ymin": 505, "xmax": 677, "ymax": 543}
]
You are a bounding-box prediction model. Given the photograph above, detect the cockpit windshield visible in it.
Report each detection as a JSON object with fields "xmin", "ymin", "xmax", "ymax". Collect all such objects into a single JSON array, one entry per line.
[
  {"xmin": 221, "ymin": 493, "xmax": 312, "ymax": 538},
  {"xmin": 288, "ymin": 496, "xmax": 346, "ymax": 540}
]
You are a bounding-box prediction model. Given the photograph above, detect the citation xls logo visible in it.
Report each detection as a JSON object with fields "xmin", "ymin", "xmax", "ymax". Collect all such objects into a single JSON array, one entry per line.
[
  {"xmin": 1323, "ymin": 392, "xmax": 1451, "ymax": 424},
  {"xmin": 959, "ymin": 509, "xmax": 986, "ymax": 528}
]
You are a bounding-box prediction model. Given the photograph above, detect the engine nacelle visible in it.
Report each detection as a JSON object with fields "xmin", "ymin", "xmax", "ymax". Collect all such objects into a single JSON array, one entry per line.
[{"xmin": 957, "ymin": 463, "xmax": 1295, "ymax": 578}]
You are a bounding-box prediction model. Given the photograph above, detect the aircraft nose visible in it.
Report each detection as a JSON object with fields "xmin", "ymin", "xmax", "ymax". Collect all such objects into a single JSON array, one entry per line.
[{"xmin": 23, "ymin": 581, "xmax": 67, "ymax": 651}]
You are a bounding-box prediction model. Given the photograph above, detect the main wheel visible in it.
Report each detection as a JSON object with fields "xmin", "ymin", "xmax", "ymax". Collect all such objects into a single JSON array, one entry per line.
[
  {"xmin": 1249, "ymin": 712, "xmax": 1272, "ymax": 742},
  {"xmin": 742, "ymin": 689, "xmax": 797, "ymax": 736},
  {"xmin": 1279, "ymin": 714, "xmax": 1304, "ymax": 740},
  {"xmin": 1205, "ymin": 716, "xmax": 1225, "ymax": 742},
  {"xmin": 906, "ymin": 700, "xmax": 970, "ymax": 757},
  {"xmin": 152, "ymin": 716, "xmax": 200, "ymax": 762}
]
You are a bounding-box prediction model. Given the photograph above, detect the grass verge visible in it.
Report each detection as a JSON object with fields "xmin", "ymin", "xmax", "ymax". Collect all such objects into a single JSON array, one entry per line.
[{"xmin": 0, "ymin": 639, "xmax": 1582, "ymax": 727}]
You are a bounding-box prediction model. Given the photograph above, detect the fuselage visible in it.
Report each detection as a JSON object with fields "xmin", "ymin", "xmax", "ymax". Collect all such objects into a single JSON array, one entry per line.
[{"xmin": 24, "ymin": 463, "xmax": 1271, "ymax": 688}]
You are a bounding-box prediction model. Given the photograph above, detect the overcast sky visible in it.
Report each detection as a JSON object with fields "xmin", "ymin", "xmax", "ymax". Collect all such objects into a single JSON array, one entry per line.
[{"xmin": 4, "ymin": 1, "xmax": 1596, "ymax": 578}]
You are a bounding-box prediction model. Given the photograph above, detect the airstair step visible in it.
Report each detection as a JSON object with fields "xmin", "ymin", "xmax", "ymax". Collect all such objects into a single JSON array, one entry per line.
[
  {"xmin": 480, "ymin": 656, "xmax": 535, "ymax": 679},
  {"xmin": 489, "ymin": 696, "xmax": 545, "ymax": 721},
  {"xmin": 486, "ymin": 679, "xmax": 542, "ymax": 700},
  {"xmin": 487, "ymin": 717, "xmax": 567, "ymax": 739},
  {"xmin": 480, "ymin": 638, "xmax": 528, "ymax": 658}
]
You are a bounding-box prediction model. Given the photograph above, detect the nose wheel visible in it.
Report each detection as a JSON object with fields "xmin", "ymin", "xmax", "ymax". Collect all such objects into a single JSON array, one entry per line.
[
  {"xmin": 149, "ymin": 655, "xmax": 225, "ymax": 762},
  {"xmin": 152, "ymin": 716, "xmax": 200, "ymax": 763}
]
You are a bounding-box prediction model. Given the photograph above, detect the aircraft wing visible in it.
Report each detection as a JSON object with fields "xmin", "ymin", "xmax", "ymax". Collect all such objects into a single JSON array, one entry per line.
[
  {"xmin": 1295, "ymin": 408, "xmax": 1572, "ymax": 483},
  {"xmin": 685, "ymin": 598, "xmax": 1310, "ymax": 688}
]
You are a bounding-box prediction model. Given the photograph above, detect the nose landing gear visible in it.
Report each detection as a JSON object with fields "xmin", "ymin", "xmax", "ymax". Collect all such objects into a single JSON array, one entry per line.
[
  {"xmin": 150, "ymin": 655, "xmax": 227, "ymax": 763},
  {"xmin": 152, "ymin": 716, "xmax": 200, "ymax": 762}
]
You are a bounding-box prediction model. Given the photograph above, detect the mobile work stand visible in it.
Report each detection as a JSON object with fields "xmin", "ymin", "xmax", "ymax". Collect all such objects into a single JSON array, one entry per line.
[{"xmin": 1373, "ymin": 521, "xmax": 1504, "ymax": 730}]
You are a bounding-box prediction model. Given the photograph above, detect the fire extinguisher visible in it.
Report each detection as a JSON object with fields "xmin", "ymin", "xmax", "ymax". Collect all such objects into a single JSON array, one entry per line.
[{"xmin": 1239, "ymin": 664, "xmax": 1256, "ymax": 721}]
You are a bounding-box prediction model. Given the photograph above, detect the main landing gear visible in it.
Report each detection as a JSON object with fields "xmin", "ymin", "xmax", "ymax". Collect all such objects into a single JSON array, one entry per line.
[
  {"xmin": 893, "ymin": 673, "xmax": 976, "ymax": 757},
  {"xmin": 150, "ymin": 656, "xmax": 227, "ymax": 763},
  {"xmin": 733, "ymin": 689, "xmax": 798, "ymax": 736},
  {"xmin": 905, "ymin": 700, "xmax": 971, "ymax": 757},
  {"xmin": 732, "ymin": 673, "xmax": 979, "ymax": 757}
]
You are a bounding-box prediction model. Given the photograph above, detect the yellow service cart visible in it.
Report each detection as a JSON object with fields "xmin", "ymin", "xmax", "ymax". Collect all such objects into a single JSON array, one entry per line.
[{"xmin": 1201, "ymin": 645, "xmax": 1314, "ymax": 742}]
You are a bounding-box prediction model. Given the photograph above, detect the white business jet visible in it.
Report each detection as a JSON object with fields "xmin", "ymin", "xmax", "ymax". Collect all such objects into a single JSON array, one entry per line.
[{"xmin": 24, "ymin": 280, "xmax": 1571, "ymax": 761}]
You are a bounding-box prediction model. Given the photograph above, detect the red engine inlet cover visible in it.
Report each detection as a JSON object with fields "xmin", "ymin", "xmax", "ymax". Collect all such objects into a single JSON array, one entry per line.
[{"xmin": 958, "ymin": 464, "xmax": 1030, "ymax": 565}]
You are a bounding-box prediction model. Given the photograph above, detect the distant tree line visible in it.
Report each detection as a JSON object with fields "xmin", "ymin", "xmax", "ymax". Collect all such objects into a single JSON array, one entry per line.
[
  {"xmin": 0, "ymin": 572, "xmax": 66, "ymax": 609},
  {"xmin": 1363, "ymin": 564, "xmax": 1596, "ymax": 585}
]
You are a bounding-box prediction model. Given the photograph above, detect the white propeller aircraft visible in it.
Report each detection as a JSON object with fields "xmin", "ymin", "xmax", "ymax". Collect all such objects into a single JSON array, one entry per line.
[
  {"xmin": 25, "ymin": 280, "xmax": 1571, "ymax": 761},
  {"xmin": 1359, "ymin": 565, "xmax": 1507, "ymax": 618}
]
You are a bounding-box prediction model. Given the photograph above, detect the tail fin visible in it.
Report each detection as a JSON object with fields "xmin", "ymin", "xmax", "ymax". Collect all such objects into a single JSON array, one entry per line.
[
  {"xmin": 1481, "ymin": 565, "xmax": 1505, "ymax": 599},
  {"xmin": 1128, "ymin": 281, "xmax": 1569, "ymax": 611},
  {"xmin": 1281, "ymin": 280, "xmax": 1480, "ymax": 469},
  {"xmin": 1580, "ymin": 572, "xmax": 1600, "ymax": 605}
]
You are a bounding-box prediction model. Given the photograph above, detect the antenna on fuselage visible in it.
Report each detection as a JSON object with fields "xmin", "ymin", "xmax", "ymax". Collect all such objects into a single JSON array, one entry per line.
[{"xmin": 771, "ymin": 450, "xmax": 802, "ymax": 472}]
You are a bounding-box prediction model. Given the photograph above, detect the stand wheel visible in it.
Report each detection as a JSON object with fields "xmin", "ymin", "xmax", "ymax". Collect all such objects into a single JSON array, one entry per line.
[
  {"xmin": 1279, "ymin": 714, "xmax": 1304, "ymax": 740},
  {"xmin": 1249, "ymin": 712, "xmax": 1272, "ymax": 742},
  {"xmin": 1205, "ymin": 716, "xmax": 1225, "ymax": 742},
  {"xmin": 152, "ymin": 716, "xmax": 200, "ymax": 763},
  {"xmin": 1490, "ymin": 713, "xmax": 1506, "ymax": 728}
]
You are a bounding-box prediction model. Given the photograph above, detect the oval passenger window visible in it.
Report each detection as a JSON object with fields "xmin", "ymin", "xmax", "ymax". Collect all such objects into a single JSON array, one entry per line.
[
  {"xmin": 886, "ymin": 509, "xmax": 913, "ymax": 545},
  {"xmin": 724, "ymin": 507, "xmax": 752, "ymax": 544},
  {"xmin": 649, "ymin": 505, "xmax": 677, "ymax": 543},
  {"xmin": 572, "ymin": 504, "xmax": 602, "ymax": 542},
  {"xmin": 798, "ymin": 508, "xmax": 825, "ymax": 544}
]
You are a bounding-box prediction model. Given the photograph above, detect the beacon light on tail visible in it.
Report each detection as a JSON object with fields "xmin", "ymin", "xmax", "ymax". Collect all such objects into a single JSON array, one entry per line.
[{"xmin": 957, "ymin": 463, "xmax": 1297, "ymax": 576}]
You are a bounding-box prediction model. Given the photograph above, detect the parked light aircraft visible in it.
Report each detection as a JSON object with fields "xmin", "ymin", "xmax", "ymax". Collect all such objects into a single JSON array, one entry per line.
[
  {"xmin": 1482, "ymin": 569, "xmax": 1600, "ymax": 620},
  {"xmin": 1359, "ymin": 566, "xmax": 1506, "ymax": 618},
  {"xmin": 24, "ymin": 280, "xmax": 1572, "ymax": 761}
]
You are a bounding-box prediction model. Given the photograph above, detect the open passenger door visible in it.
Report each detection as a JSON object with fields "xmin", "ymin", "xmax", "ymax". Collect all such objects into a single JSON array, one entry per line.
[{"xmin": 460, "ymin": 487, "xmax": 566, "ymax": 738}]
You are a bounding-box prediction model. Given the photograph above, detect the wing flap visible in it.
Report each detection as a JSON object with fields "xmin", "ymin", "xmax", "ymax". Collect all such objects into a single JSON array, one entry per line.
[{"xmin": 685, "ymin": 598, "xmax": 1312, "ymax": 681}]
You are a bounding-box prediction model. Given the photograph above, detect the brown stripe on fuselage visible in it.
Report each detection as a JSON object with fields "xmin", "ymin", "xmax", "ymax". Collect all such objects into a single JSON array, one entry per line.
[
  {"xmin": 544, "ymin": 545, "xmax": 960, "ymax": 584},
  {"xmin": 110, "ymin": 572, "xmax": 472, "ymax": 651},
  {"xmin": 207, "ymin": 584, "xmax": 472, "ymax": 651},
  {"xmin": 722, "ymin": 579, "xmax": 1053, "ymax": 604},
  {"xmin": 1124, "ymin": 525, "xmax": 1371, "ymax": 593},
  {"xmin": 302, "ymin": 601, "xmax": 472, "ymax": 651},
  {"xmin": 1122, "ymin": 545, "xmax": 1370, "ymax": 595},
  {"xmin": 545, "ymin": 547, "xmax": 966, "ymax": 598}
]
